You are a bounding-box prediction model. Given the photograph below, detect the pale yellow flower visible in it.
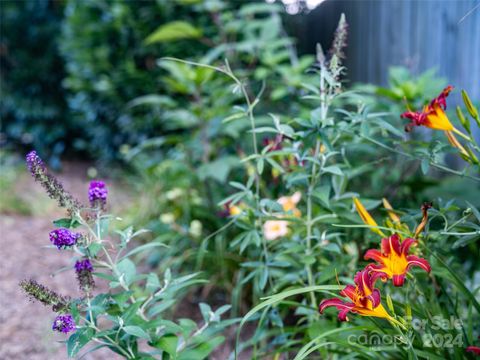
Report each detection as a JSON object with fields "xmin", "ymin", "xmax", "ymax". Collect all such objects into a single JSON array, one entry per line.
[
  {"xmin": 263, "ymin": 220, "xmax": 289, "ymax": 241},
  {"xmin": 277, "ymin": 191, "xmax": 302, "ymax": 217}
]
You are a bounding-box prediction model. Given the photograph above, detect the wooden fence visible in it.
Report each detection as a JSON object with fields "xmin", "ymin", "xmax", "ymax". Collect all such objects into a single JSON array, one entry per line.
[{"xmin": 294, "ymin": 0, "xmax": 480, "ymax": 99}]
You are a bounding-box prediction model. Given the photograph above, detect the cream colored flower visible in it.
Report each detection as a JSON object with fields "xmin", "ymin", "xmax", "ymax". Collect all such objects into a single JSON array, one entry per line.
[
  {"xmin": 277, "ymin": 191, "xmax": 302, "ymax": 217},
  {"xmin": 263, "ymin": 220, "xmax": 289, "ymax": 241}
]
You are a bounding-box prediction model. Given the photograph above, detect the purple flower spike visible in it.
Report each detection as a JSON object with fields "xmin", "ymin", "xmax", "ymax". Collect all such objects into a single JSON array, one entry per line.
[
  {"xmin": 25, "ymin": 150, "xmax": 81, "ymax": 214},
  {"xmin": 49, "ymin": 228, "xmax": 80, "ymax": 249},
  {"xmin": 26, "ymin": 150, "xmax": 45, "ymax": 174},
  {"xmin": 88, "ymin": 180, "xmax": 107, "ymax": 208},
  {"xmin": 52, "ymin": 314, "xmax": 75, "ymax": 333},
  {"xmin": 75, "ymin": 258, "xmax": 95, "ymax": 292},
  {"xmin": 75, "ymin": 259, "xmax": 93, "ymax": 272}
]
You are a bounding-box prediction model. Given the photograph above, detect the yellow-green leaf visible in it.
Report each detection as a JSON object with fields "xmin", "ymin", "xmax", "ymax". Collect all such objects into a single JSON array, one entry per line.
[{"xmin": 145, "ymin": 21, "xmax": 202, "ymax": 44}]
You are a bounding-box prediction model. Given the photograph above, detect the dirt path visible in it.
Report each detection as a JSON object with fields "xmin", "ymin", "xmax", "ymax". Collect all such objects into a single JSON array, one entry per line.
[{"xmin": 0, "ymin": 162, "xmax": 123, "ymax": 359}]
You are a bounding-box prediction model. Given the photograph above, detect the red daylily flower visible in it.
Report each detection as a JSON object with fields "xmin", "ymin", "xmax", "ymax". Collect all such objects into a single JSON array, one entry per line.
[
  {"xmin": 401, "ymin": 86, "xmax": 455, "ymax": 132},
  {"xmin": 365, "ymin": 234, "xmax": 431, "ymax": 286},
  {"xmin": 319, "ymin": 269, "xmax": 392, "ymax": 321}
]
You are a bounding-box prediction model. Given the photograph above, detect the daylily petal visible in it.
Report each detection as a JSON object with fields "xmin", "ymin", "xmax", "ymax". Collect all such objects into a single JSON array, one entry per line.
[
  {"xmin": 339, "ymin": 284, "xmax": 356, "ymax": 302},
  {"xmin": 425, "ymin": 104, "xmax": 454, "ymax": 131},
  {"xmin": 381, "ymin": 233, "xmax": 401, "ymax": 256},
  {"xmin": 352, "ymin": 303, "xmax": 392, "ymax": 320},
  {"xmin": 364, "ymin": 249, "xmax": 385, "ymax": 264},
  {"xmin": 406, "ymin": 255, "xmax": 431, "ymax": 273},
  {"xmin": 319, "ymin": 298, "xmax": 355, "ymax": 322},
  {"xmin": 369, "ymin": 288, "xmax": 382, "ymax": 308},
  {"xmin": 392, "ymin": 274, "xmax": 406, "ymax": 287},
  {"xmin": 466, "ymin": 346, "xmax": 480, "ymax": 355},
  {"xmin": 400, "ymin": 237, "xmax": 417, "ymax": 255}
]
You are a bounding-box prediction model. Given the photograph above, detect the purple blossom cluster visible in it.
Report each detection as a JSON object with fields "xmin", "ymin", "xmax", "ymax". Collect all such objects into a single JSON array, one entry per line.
[
  {"xmin": 75, "ymin": 258, "xmax": 95, "ymax": 292},
  {"xmin": 49, "ymin": 228, "xmax": 80, "ymax": 249},
  {"xmin": 88, "ymin": 180, "xmax": 108, "ymax": 208},
  {"xmin": 75, "ymin": 259, "xmax": 93, "ymax": 272},
  {"xmin": 52, "ymin": 314, "xmax": 75, "ymax": 333},
  {"xmin": 26, "ymin": 150, "xmax": 45, "ymax": 173}
]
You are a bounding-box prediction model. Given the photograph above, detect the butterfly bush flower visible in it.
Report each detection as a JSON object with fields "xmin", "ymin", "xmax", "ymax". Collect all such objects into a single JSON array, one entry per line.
[
  {"xmin": 89, "ymin": 180, "xmax": 108, "ymax": 209},
  {"xmin": 365, "ymin": 234, "xmax": 431, "ymax": 287},
  {"xmin": 75, "ymin": 258, "xmax": 95, "ymax": 292},
  {"xmin": 319, "ymin": 269, "xmax": 392, "ymax": 321},
  {"xmin": 49, "ymin": 228, "xmax": 80, "ymax": 249},
  {"xmin": 25, "ymin": 151, "xmax": 81, "ymax": 214},
  {"xmin": 20, "ymin": 279, "xmax": 70, "ymax": 312},
  {"xmin": 52, "ymin": 314, "xmax": 75, "ymax": 334}
]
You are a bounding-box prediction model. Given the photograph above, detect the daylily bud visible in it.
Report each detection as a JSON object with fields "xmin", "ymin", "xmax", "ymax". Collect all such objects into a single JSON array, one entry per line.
[
  {"xmin": 382, "ymin": 198, "xmax": 401, "ymax": 224},
  {"xmin": 445, "ymin": 131, "xmax": 470, "ymax": 160},
  {"xmin": 386, "ymin": 293, "xmax": 395, "ymax": 313},
  {"xmin": 456, "ymin": 106, "xmax": 471, "ymax": 134},
  {"xmin": 353, "ymin": 198, "xmax": 385, "ymax": 236},
  {"xmin": 414, "ymin": 202, "xmax": 432, "ymax": 239},
  {"xmin": 461, "ymin": 90, "xmax": 479, "ymax": 121}
]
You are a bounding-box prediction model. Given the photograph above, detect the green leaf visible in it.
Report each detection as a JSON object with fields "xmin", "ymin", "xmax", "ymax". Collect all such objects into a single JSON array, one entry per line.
[
  {"xmin": 235, "ymin": 285, "xmax": 343, "ymax": 357},
  {"xmin": 67, "ymin": 328, "xmax": 95, "ymax": 357},
  {"xmin": 421, "ymin": 158, "xmax": 430, "ymax": 175},
  {"xmin": 53, "ymin": 218, "xmax": 80, "ymax": 229},
  {"xmin": 177, "ymin": 336, "xmax": 225, "ymax": 360},
  {"xmin": 197, "ymin": 156, "xmax": 239, "ymax": 183},
  {"xmin": 118, "ymin": 242, "xmax": 167, "ymax": 262},
  {"xmin": 155, "ymin": 335, "xmax": 178, "ymax": 358},
  {"xmin": 322, "ymin": 165, "xmax": 343, "ymax": 176},
  {"xmin": 123, "ymin": 326, "xmax": 151, "ymax": 341},
  {"xmin": 87, "ymin": 242, "xmax": 103, "ymax": 257},
  {"xmin": 312, "ymin": 185, "xmax": 331, "ymax": 208},
  {"xmin": 146, "ymin": 273, "xmax": 160, "ymax": 292},
  {"xmin": 117, "ymin": 258, "xmax": 136, "ymax": 286},
  {"xmin": 145, "ymin": 21, "xmax": 202, "ymax": 44}
]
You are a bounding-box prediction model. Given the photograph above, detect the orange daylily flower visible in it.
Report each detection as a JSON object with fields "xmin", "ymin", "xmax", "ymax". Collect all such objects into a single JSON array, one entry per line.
[
  {"xmin": 401, "ymin": 86, "xmax": 455, "ymax": 132},
  {"xmin": 319, "ymin": 269, "xmax": 392, "ymax": 321},
  {"xmin": 365, "ymin": 234, "xmax": 431, "ymax": 286}
]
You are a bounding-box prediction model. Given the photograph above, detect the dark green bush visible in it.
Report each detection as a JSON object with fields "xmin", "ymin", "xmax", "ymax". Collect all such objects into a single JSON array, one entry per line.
[{"xmin": 0, "ymin": 0, "xmax": 71, "ymax": 167}]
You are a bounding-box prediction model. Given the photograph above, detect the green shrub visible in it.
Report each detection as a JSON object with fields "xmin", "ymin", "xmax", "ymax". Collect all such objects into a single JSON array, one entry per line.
[{"xmin": 0, "ymin": 0, "xmax": 71, "ymax": 167}]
